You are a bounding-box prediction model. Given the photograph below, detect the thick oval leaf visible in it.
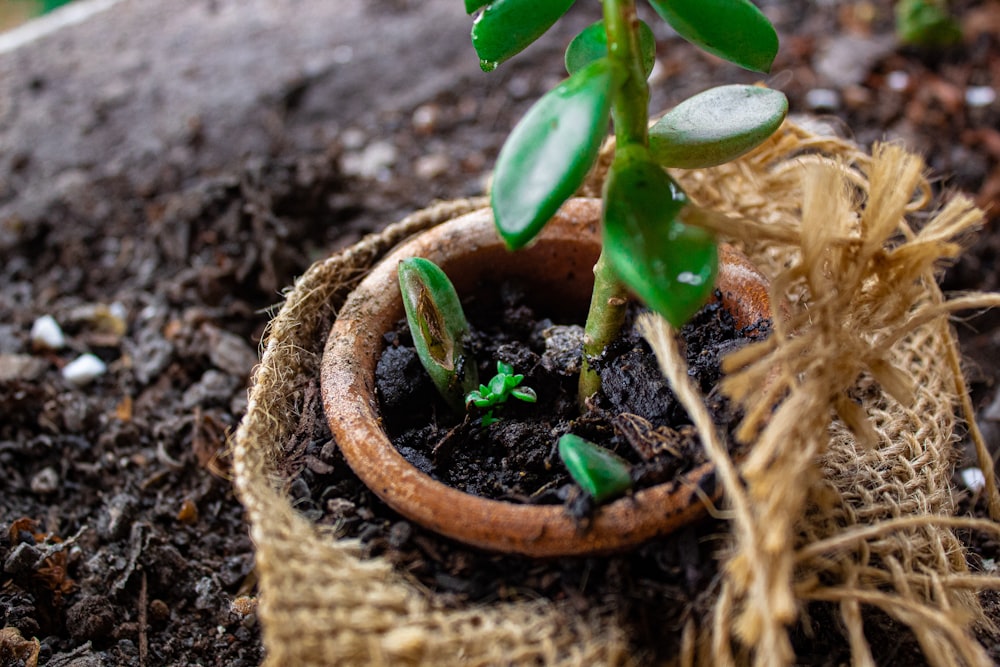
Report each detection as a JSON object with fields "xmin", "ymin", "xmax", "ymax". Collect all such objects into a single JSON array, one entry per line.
[
  {"xmin": 647, "ymin": 0, "xmax": 778, "ymax": 73},
  {"xmin": 398, "ymin": 257, "xmax": 478, "ymax": 411},
  {"xmin": 465, "ymin": 0, "xmax": 490, "ymax": 14},
  {"xmin": 492, "ymin": 58, "xmax": 614, "ymax": 249},
  {"xmin": 649, "ymin": 85, "xmax": 787, "ymax": 168},
  {"xmin": 558, "ymin": 434, "xmax": 633, "ymax": 503},
  {"xmin": 565, "ymin": 19, "xmax": 656, "ymax": 77},
  {"xmin": 603, "ymin": 147, "xmax": 717, "ymax": 327},
  {"xmin": 472, "ymin": 0, "xmax": 576, "ymax": 71}
]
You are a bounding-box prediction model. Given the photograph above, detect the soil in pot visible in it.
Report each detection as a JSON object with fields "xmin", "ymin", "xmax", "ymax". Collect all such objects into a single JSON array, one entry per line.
[{"xmin": 375, "ymin": 283, "xmax": 770, "ymax": 516}]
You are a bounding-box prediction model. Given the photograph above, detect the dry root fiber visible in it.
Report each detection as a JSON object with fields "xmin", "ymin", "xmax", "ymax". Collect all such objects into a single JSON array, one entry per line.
[{"xmin": 233, "ymin": 122, "xmax": 1000, "ymax": 666}]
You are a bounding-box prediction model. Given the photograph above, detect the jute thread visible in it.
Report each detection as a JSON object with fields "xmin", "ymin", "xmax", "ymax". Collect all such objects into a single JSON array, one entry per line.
[{"xmin": 233, "ymin": 123, "xmax": 1000, "ymax": 665}]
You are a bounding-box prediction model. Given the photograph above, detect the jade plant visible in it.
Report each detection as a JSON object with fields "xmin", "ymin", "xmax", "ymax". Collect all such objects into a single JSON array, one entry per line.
[
  {"xmin": 464, "ymin": 0, "xmax": 787, "ymax": 401},
  {"xmin": 397, "ymin": 0, "xmax": 787, "ymax": 506}
]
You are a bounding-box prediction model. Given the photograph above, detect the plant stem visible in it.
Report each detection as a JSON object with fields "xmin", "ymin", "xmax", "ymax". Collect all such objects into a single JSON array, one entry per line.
[
  {"xmin": 603, "ymin": 0, "xmax": 649, "ymax": 147},
  {"xmin": 579, "ymin": 250, "xmax": 631, "ymax": 404},
  {"xmin": 578, "ymin": 0, "xmax": 650, "ymax": 405}
]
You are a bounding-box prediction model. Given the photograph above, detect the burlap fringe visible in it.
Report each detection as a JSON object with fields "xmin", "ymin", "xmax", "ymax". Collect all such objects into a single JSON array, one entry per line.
[{"xmin": 233, "ymin": 122, "xmax": 1000, "ymax": 665}]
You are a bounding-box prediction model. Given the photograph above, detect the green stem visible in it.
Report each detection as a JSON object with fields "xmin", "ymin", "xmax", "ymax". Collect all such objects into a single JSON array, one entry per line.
[
  {"xmin": 603, "ymin": 0, "xmax": 649, "ymax": 147},
  {"xmin": 577, "ymin": 0, "xmax": 651, "ymax": 406},
  {"xmin": 579, "ymin": 249, "xmax": 631, "ymax": 405}
]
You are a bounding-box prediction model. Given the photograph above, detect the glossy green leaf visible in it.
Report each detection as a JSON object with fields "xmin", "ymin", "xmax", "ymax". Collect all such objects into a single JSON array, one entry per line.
[
  {"xmin": 649, "ymin": 85, "xmax": 787, "ymax": 168},
  {"xmin": 398, "ymin": 258, "xmax": 479, "ymax": 412},
  {"xmin": 602, "ymin": 146, "xmax": 717, "ymax": 327},
  {"xmin": 492, "ymin": 58, "xmax": 615, "ymax": 249},
  {"xmin": 647, "ymin": 0, "xmax": 778, "ymax": 73},
  {"xmin": 465, "ymin": 0, "xmax": 490, "ymax": 14},
  {"xmin": 472, "ymin": 0, "xmax": 576, "ymax": 71},
  {"xmin": 565, "ymin": 20, "xmax": 656, "ymax": 77},
  {"xmin": 511, "ymin": 386, "xmax": 537, "ymax": 403},
  {"xmin": 558, "ymin": 434, "xmax": 633, "ymax": 503}
]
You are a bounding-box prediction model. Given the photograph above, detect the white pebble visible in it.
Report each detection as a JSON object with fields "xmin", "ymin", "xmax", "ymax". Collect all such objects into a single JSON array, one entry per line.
[
  {"xmin": 341, "ymin": 140, "xmax": 397, "ymax": 179},
  {"xmin": 31, "ymin": 315, "xmax": 65, "ymax": 350},
  {"xmin": 960, "ymin": 467, "xmax": 986, "ymax": 492},
  {"xmin": 805, "ymin": 88, "xmax": 841, "ymax": 111},
  {"xmin": 62, "ymin": 353, "xmax": 107, "ymax": 386},
  {"xmin": 965, "ymin": 86, "xmax": 996, "ymax": 108},
  {"xmin": 886, "ymin": 70, "xmax": 910, "ymax": 92}
]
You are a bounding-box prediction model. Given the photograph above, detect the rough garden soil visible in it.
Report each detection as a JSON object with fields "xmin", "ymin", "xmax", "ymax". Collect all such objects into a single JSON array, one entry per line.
[{"xmin": 1, "ymin": 0, "xmax": 999, "ymax": 665}]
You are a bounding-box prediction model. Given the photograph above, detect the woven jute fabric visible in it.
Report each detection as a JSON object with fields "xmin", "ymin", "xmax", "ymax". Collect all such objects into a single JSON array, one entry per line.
[{"xmin": 232, "ymin": 122, "xmax": 1000, "ymax": 666}]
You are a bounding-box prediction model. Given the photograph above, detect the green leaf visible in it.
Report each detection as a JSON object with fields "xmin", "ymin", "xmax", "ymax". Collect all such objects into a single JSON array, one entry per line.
[
  {"xmin": 565, "ymin": 20, "xmax": 656, "ymax": 77},
  {"xmin": 649, "ymin": 85, "xmax": 787, "ymax": 168},
  {"xmin": 558, "ymin": 434, "xmax": 633, "ymax": 503},
  {"xmin": 895, "ymin": 0, "xmax": 962, "ymax": 48},
  {"xmin": 472, "ymin": 0, "xmax": 577, "ymax": 71},
  {"xmin": 512, "ymin": 386, "xmax": 537, "ymax": 403},
  {"xmin": 492, "ymin": 58, "xmax": 615, "ymax": 249},
  {"xmin": 602, "ymin": 146, "xmax": 718, "ymax": 328},
  {"xmin": 465, "ymin": 0, "xmax": 490, "ymax": 14},
  {"xmin": 497, "ymin": 361, "xmax": 514, "ymax": 376},
  {"xmin": 489, "ymin": 373, "xmax": 507, "ymax": 398},
  {"xmin": 398, "ymin": 258, "xmax": 479, "ymax": 412},
  {"xmin": 647, "ymin": 0, "xmax": 778, "ymax": 73}
]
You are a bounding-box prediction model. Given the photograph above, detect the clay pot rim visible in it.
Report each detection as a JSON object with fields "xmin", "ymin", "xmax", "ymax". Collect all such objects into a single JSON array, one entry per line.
[{"xmin": 320, "ymin": 198, "xmax": 770, "ymax": 557}]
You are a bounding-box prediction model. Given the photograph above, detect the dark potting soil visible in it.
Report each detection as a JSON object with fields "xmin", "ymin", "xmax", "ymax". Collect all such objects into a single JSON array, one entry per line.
[{"xmin": 375, "ymin": 284, "xmax": 768, "ymax": 511}]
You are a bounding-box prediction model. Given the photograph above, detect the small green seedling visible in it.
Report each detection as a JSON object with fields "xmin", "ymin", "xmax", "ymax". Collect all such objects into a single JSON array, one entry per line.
[
  {"xmin": 398, "ymin": 257, "xmax": 479, "ymax": 412},
  {"xmin": 462, "ymin": 0, "xmax": 788, "ymax": 402},
  {"xmin": 465, "ymin": 361, "xmax": 538, "ymax": 426},
  {"xmin": 558, "ymin": 433, "xmax": 633, "ymax": 503}
]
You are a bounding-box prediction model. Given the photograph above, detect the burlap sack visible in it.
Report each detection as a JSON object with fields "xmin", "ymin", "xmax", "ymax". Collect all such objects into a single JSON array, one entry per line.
[{"xmin": 233, "ymin": 121, "xmax": 1000, "ymax": 666}]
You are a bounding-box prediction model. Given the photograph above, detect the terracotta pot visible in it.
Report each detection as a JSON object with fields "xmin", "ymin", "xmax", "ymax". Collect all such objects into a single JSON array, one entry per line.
[{"xmin": 321, "ymin": 198, "xmax": 769, "ymax": 557}]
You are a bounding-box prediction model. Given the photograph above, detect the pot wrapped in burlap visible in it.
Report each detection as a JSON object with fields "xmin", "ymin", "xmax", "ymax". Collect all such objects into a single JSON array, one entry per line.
[{"xmin": 233, "ymin": 121, "xmax": 1000, "ymax": 666}]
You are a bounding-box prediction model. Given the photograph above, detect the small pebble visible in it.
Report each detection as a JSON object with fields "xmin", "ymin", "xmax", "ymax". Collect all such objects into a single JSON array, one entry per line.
[
  {"xmin": 506, "ymin": 75, "xmax": 532, "ymax": 99},
  {"xmin": 30, "ymin": 466, "xmax": 59, "ymax": 495},
  {"xmin": 805, "ymin": 88, "xmax": 841, "ymax": 111},
  {"xmin": 414, "ymin": 153, "xmax": 450, "ymax": 180},
  {"xmin": 342, "ymin": 140, "xmax": 397, "ymax": 180},
  {"xmin": 62, "ymin": 353, "xmax": 107, "ymax": 386},
  {"xmin": 0, "ymin": 354, "xmax": 47, "ymax": 382},
  {"xmin": 886, "ymin": 70, "xmax": 910, "ymax": 92},
  {"xmin": 965, "ymin": 86, "xmax": 996, "ymax": 108},
  {"xmin": 411, "ymin": 104, "xmax": 441, "ymax": 134},
  {"xmin": 960, "ymin": 467, "xmax": 986, "ymax": 492},
  {"xmin": 31, "ymin": 315, "xmax": 65, "ymax": 350}
]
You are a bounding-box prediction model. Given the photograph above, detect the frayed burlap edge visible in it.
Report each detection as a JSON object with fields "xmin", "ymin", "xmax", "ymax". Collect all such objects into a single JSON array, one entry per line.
[{"xmin": 233, "ymin": 122, "xmax": 1000, "ymax": 666}]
